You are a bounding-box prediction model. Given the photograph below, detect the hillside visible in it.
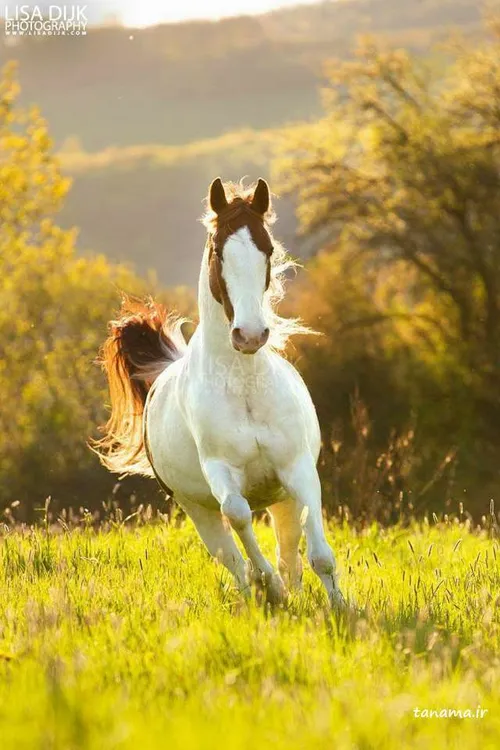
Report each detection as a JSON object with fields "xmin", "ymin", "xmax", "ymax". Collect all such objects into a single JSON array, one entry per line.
[
  {"xmin": 0, "ymin": 0, "xmax": 484, "ymax": 285},
  {"xmin": 59, "ymin": 131, "xmax": 295, "ymax": 287},
  {"xmin": 0, "ymin": 0, "xmax": 481, "ymax": 150}
]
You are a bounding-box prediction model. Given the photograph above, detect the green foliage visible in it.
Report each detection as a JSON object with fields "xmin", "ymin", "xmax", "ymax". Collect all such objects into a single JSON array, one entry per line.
[
  {"xmin": 0, "ymin": 518, "xmax": 498, "ymax": 749},
  {"xmin": 2, "ymin": 13, "xmax": 498, "ymax": 519},
  {"xmin": 0, "ymin": 64, "xmax": 194, "ymax": 514},
  {"xmin": 276, "ymin": 17, "xmax": 500, "ymax": 515}
]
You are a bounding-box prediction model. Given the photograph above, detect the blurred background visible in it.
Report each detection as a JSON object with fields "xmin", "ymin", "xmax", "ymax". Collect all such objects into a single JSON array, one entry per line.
[{"xmin": 1, "ymin": 0, "xmax": 499, "ymax": 524}]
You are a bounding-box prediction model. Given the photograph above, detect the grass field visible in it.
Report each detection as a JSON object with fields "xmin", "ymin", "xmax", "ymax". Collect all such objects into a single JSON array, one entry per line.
[{"xmin": 0, "ymin": 514, "xmax": 498, "ymax": 749}]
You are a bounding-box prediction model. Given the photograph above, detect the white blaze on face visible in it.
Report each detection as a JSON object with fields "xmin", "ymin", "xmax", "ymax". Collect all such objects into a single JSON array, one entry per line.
[{"xmin": 223, "ymin": 227, "xmax": 268, "ymax": 340}]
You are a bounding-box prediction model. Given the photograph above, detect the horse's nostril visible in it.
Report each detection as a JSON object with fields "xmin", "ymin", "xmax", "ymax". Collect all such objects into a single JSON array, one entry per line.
[
  {"xmin": 232, "ymin": 327, "xmax": 245, "ymax": 343},
  {"xmin": 231, "ymin": 326, "xmax": 269, "ymax": 352}
]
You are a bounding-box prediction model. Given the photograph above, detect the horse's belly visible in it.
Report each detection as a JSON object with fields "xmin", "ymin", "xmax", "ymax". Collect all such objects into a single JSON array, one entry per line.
[
  {"xmin": 246, "ymin": 480, "xmax": 285, "ymax": 511},
  {"xmin": 243, "ymin": 453, "xmax": 285, "ymax": 511}
]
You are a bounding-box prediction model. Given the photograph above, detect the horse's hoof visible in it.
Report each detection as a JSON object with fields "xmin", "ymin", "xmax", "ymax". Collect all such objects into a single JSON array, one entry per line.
[
  {"xmin": 265, "ymin": 573, "xmax": 286, "ymax": 607},
  {"xmin": 330, "ymin": 587, "xmax": 348, "ymax": 610},
  {"xmin": 247, "ymin": 563, "xmax": 286, "ymax": 606}
]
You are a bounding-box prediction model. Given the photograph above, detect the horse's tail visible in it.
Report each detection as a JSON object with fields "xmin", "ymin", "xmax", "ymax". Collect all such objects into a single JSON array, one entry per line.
[{"xmin": 92, "ymin": 295, "xmax": 187, "ymax": 477}]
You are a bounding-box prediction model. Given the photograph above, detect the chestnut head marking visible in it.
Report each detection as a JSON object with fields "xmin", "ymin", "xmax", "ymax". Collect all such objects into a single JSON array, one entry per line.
[{"xmin": 206, "ymin": 179, "xmax": 274, "ymax": 355}]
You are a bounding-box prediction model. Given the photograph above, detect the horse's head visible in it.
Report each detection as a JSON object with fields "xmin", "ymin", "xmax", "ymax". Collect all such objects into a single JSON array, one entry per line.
[{"xmin": 206, "ymin": 177, "xmax": 274, "ymax": 355}]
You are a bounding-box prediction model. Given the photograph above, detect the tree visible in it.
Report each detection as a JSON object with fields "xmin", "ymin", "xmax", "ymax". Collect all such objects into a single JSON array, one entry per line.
[
  {"xmin": 275, "ymin": 17, "xmax": 500, "ymax": 514},
  {"xmin": 0, "ymin": 64, "xmax": 194, "ymax": 517}
]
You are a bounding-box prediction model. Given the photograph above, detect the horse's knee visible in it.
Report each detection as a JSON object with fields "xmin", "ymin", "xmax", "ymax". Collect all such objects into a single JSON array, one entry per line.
[{"xmin": 221, "ymin": 494, "xmax": 252, "ymax": 531}]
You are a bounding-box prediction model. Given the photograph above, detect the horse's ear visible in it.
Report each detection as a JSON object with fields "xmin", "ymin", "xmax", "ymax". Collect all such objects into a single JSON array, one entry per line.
[
  {"xmin": 251, "ymin": 178, "xmax": 270, "ymax": 215},
  {"xmin": 209, "ymin": 177, "xmax": 228, "ymax": 214}
]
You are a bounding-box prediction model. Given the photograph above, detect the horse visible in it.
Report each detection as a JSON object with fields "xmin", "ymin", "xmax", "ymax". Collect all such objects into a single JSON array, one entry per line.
[{"xmin": 95, "ymin": 177, "xmax": 344, "ymax": 607}]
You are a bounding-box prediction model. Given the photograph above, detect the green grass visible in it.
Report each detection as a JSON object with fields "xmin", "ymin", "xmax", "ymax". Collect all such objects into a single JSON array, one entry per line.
[{"xmin": 0, "ymin": 516, "xmax": 498, "ymax": 749}]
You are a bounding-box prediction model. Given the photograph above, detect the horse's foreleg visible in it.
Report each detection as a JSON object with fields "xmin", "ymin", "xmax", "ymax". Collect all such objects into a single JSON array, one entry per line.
[
  {"xmin": 268, "ymin": 498, "xmax": 303, "ymax": 590},
  {"xmin": 201, "ymin": 459, "xmax": 285, "ymax": 605},
  {"xmin": 178, "ymin": 496, "xmax": 247, "ymax": 592},
  {"xmin": 277, "ymin": 453, "xmax": 345, "ymax": 607}
]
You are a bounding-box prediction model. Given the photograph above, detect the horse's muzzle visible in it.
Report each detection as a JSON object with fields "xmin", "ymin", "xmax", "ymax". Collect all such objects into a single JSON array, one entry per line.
[{"xmin": 231, "ymin": 326, "xmax": 270, "ymax": 354}]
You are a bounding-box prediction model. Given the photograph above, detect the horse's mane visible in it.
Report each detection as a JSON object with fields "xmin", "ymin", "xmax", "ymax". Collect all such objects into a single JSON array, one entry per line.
[{"xmin": 202, "ymin": 180, "xmax": 313, "ymax": 352}]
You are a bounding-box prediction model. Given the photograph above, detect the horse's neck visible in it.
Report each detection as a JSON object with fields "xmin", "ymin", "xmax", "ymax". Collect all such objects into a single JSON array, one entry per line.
[
  {"xmin": 196, "ymin": 245, "xmax": 268, "ymax": 370},
  {"xmin": 197, "ymin": 245, "xmax": 232, "ymax": 355}
]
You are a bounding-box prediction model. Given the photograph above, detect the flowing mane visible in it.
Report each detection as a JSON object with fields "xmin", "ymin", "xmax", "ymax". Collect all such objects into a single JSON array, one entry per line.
[{"xmin": 202, "ymin": 180, "xmax": 313, "ymax": 352}]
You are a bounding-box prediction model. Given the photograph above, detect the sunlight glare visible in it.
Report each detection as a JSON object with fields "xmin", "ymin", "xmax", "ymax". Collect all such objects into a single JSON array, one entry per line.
[{"xmin": 118, "ymin": 0, "xmax": 321, "ymax": 27}]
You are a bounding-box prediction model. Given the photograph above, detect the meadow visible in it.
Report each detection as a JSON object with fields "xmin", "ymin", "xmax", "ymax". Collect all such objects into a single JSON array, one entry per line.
[{"xmin": 0, "ymin": 513, "xmax": 498, "ymax": 749}]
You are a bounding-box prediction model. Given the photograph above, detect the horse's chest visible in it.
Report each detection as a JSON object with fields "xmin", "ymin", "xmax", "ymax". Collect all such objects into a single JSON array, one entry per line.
[
  {"xmin": 210, "ymin": 393, "xmax": 298, "ymax": 469},
  {"xmin": 230, "ymin": 409, "xmax": 286, "ymax": 506},
  {"xmin": 193, "ymin": 355, "xmax": 308, "ymax": 482}
]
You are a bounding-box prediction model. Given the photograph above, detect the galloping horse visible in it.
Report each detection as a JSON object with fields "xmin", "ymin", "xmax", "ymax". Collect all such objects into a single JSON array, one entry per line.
[{"xmin": 96, "ymin": 178, "xmax": 344, "ymax": 606}]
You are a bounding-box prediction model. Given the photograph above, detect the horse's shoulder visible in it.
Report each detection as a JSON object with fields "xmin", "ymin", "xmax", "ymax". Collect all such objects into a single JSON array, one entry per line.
[{"xmin": 268, "ymin": 351, "xmax": 308, "ymax": 389}]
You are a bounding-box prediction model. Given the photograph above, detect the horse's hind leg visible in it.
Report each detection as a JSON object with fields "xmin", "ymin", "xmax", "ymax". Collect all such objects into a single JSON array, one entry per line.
[
  {"xmin": 178, "ymin": 496, "xmax": 247, "ymax": 593},
  {"xmin": 268, "ymin": 498, "xmax": 303, "ymax": 590}
]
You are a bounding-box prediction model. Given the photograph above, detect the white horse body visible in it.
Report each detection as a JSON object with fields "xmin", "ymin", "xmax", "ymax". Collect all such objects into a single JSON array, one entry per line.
[{"xmin": 97, "ymin": 180, "xmax": 343, "ymax": 605}]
